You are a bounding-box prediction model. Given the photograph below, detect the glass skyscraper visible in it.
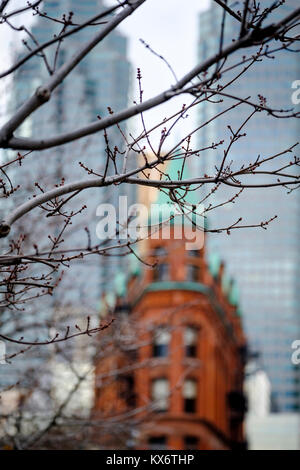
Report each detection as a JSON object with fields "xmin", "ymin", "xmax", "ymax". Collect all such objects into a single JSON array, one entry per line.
[
  {"xmin": 6, "ymin": 0, "xmax": 134, "ymax": 311},
  {"xmin": 197, "ymin": 1, "xmax": 300, "ymax": 411},
  {"xmin": 0, "ymin": 0, "xmax": 135, "ymax": 398}
]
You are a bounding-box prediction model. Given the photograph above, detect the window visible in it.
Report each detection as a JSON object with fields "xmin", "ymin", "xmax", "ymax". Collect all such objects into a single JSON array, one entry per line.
[
  {"xmin": 153, "ymin": 263, "xmax": 169, "ymax": 281},
  {"xmin": 119, "ymin": 375, "xmax": 135, "ymax": 408},
  {"xmin": 189, "ymin": 250, "xmax": 199, "ymax": 258},
  {"xmin": 184, "ymin": 327, "xmax": 198, "ymax": 358},
  {"xmin": 186, "ymin": 264, "xmax": 199, "ymax": 282},
  {"xmin": 151, "ymin": 378, "xmax": 169, "ymax": 412},
  {"xmin": 153, "ymin": 247, "xmax": 167, "ymax": 257},
  {"xmin": 148, "ymin": 436, "xmax": 167, "ymax": 450},
  {"xmin": 153, "ymin": 327, "xmax": 170, "ymax": 357},
  {"xmin": 183, "ymin": 379, "xmax": 197, "ymax": 413},
  {"xmin": 153, "ymin": 247, "xmax": 169, "ymax": 281},
  {"xmin": 184, "ymin": 436, "xmax": 199, "ymax": 450}
]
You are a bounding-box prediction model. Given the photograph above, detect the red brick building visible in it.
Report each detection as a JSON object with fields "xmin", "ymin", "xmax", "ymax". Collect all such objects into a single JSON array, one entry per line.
[{"xmin": 93, "ymin": 223, "xmax": 247, "ymax": 450}]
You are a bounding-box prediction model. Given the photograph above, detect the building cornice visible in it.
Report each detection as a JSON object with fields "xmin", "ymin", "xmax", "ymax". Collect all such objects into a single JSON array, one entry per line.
[{"xmin": 131, "ymin": 281, "xmax": 236, "ymax": 343}]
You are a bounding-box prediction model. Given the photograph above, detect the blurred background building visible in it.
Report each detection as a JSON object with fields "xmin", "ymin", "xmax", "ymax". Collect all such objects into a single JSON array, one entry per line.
[
  {"xmin": 246, "ymin": 413, "xmax": 300, "ymax": 450},
  {"xmin": 244, "ymin": 357, "xmax": 271, "ymax": 417},
  {"xmin": 0, "ymin": 0, "xmax": 133, "ymax": 401},
  {"xmin": 244, "ymin": 356, "xmax": 300, "ymax": 449},
  {"xmin": 197, "ymin": 0, "xmax": 300, "ymax": 416},
  {"xmin": 5, "ymin": 0, "xmax": 134, "ymax": 307},
  {"xmin": 94, "ymin": 192, "xmax": 247, "ymax": 450},
  {"xmin": 1, "ymin": 0, "xmax": 299, "ymax": 450}
]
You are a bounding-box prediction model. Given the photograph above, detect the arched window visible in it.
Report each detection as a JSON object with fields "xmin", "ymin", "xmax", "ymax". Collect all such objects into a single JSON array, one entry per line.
[
  {"xmin": 186, "ymin": 264, "xmax": 199, "ymax": 282},
  {"xmin": 153, "ymin": 262, "xmax": 169, "ymax": 281},
  {"xmin": 184, "ymin": 436, "xmax": 199, "ymax": 450},
  {"xmin": 148, "ymin": 436, "xmax": 167, "ymax": 450},
  {"xmin": 153, "ymin": 327, "xmax": 171, "ymax": 357},
  {"xmin": 151, "ymin": 378, "xmax": 169, "ymax": 412},
  {"xmin": 188, "ymin": 249, "xmax": 199, "ymax": 258},
  {"xmin": 153, "ymin": 247, "xmax": 169, "ymax": 281},
  {"xmin": 184, "ymin": 326, "xmax": 198, "ymax": 357},
  {"xmin": 183, "ymin": 379, "xmax": 197, "ymax": 413}
]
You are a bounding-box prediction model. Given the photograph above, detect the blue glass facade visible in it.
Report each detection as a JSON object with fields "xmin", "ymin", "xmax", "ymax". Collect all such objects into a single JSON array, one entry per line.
[
  {"xmin": 7, "ymin": 0, "xmax": 134, "ymax": 309},
  {"xmin": 197, "ymin": 1, "xmax": 300, "ymax": 411}
]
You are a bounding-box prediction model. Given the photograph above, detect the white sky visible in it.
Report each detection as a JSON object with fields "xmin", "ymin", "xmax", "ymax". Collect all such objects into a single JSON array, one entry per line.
[
  {"xmin": 113, "ymin": 0, "xmax": 211, "ymax": 99},
  {"xmin": 0, "ymin": 0, "xmax": 212, "ymax": 150},
  {"xmin": 110, "ymin": 0, "xmax": 211, "ymax": 148}
]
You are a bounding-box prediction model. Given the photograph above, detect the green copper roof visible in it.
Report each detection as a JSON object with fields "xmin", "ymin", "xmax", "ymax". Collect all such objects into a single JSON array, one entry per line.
[
  {"xmin": 156, "ymin": 156, "xmax": 199, "ymax": 206},
  {"xmin": 236, "ymin": 306, "xmax": 242, "ymax": 318},
  {"xmin": 208, "ymin": 251, "xmax": 221, "ymax": 278},
  {"xmin": 208, "ymin": 253, "xmax": 242, "ymax": 317},
  {"xmin": 129, "ymin": 253, "xmax": 142, "ymax": 277},
  {"xmin": 222, "ymin": 272, "xmax": 231, "ymax": 296},
  {"xmin": 114, "ymin": 272, "xmax": 127, "ymax": 297},
  {"xmin": 228, "ymin": 279, "xmax": 239, "ymax": 307},
  {"xmin": 143, "ymin": 280, "xmax": 210, "ymax": 295},
  {"xmin": 149, "ymin": 157, "xmax": 206, "ymax": 229},
  {"xmin": 227, "ymin": 278, "xmax": 243, "ymax": 316}
]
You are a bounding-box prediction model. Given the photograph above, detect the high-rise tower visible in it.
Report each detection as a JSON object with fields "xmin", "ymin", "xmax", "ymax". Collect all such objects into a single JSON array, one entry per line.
[
  {"xmin": 197, "ymin": 1, "xmax": 300, "ymax": 412},
  {"xmin": 7, "ymin": 0, "xmax": 134, "ymax": 309},
  {"xmin": 94, "ymin": 226, "xmax": 246, "ymax": 450}
]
